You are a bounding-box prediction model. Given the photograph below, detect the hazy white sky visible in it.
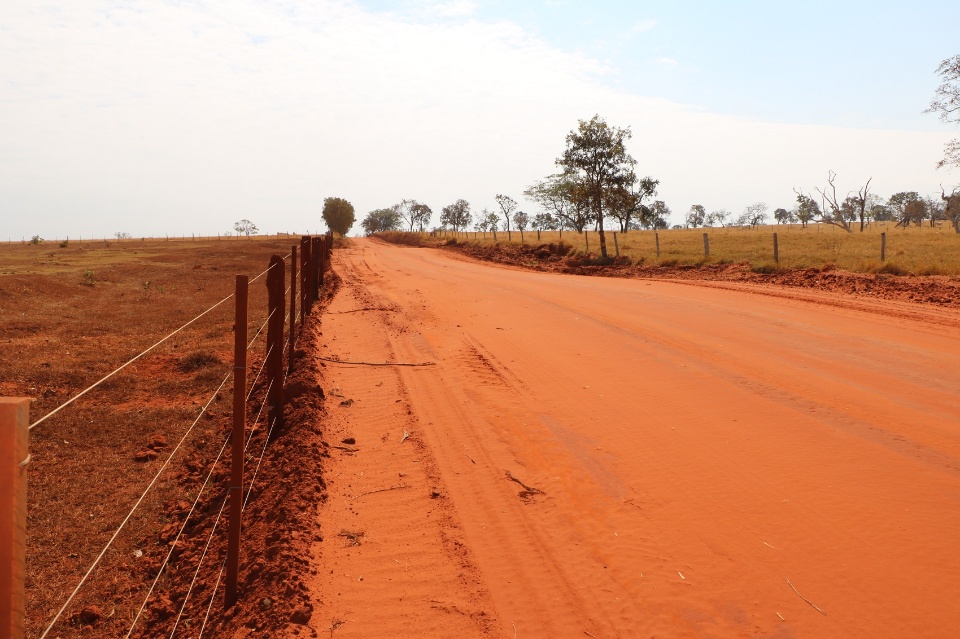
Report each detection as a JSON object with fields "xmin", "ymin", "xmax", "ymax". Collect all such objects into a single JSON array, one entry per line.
[{"xmin": 1, "ymin": 0, "xmax": 958, "ymax": 239}]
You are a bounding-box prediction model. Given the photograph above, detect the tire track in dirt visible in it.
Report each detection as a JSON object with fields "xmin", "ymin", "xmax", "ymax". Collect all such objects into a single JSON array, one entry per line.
[{"xmin": 307, "ymin": 238, "xmax": 960, "ymax": 638}]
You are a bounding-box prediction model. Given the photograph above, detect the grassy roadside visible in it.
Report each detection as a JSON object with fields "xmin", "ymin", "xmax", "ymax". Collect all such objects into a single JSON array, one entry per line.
[{"xmin": 384, "ymin": 224, "xmax": 960, "ymax": 277}]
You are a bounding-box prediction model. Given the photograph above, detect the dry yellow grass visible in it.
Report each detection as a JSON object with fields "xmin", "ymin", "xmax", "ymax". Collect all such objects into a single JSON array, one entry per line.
[{"xmin": 435, "ymin": 223, "xmax": 960, "ymax": 276}]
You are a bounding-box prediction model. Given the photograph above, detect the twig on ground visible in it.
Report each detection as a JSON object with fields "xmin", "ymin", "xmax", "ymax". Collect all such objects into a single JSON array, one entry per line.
[
  {"xmin": 332, "ymin": 445, "xmax": 359, "ymax": 454},
  {"xmin": 584, "ymin": 632, "xmax": 598, "ymax": 638},
  {"xmin": 338, "ymin": 529, "xmax": 365, "ymax": 546},
  {"xmin": 328, "ymin": 618, "xmax": 346, "ymax": 638},
  {"xmin": 357, "ymin": 484, "xmax": 408, "ymax": 497},
  {"xmin": 318, "ymin": 356, "xmax": 436, "ymax": 367},
  {"xmin": 505, "ymin": 470, "xmax": 545, "ymax": 501},
  {"xmin": 786, "ymin": 578, "xmax": 827, "ymax": 615}
]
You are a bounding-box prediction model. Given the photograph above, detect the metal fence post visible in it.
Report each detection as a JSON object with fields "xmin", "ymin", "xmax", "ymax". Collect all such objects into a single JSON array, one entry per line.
[
  {"xmin": 0, "ymin": 398, "xmax": 28, "ymax": 639},
  {"xmin": 226, "ymin": 275, "xmax": 248, "ymax": 608}
]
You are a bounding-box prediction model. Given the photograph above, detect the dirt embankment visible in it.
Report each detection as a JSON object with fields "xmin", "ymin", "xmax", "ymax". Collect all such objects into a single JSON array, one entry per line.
[{"xmin": 442, "ymin": 239, "xmax": 960, "ymax": 309}]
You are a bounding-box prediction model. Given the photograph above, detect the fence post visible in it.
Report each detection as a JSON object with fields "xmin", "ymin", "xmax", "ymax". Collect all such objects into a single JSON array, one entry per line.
[
  {"xmin": 267, "ymin": 256, "xmax": 285, "ymax": 429},
  {"xmin": 584, "ymin": 231, "xmax": 589, "ymax": 254},
  {"xmin": 703, "ymin": 232, "xmax": 710, "ymax": 258},
  {"xmin": 226, "ymin": 275, "xmax": 248, "ymax": 608},
  {"xmin": 300, "ymin": 236, "xmax": 311, "ymax": 319},
  {"xmin": 289, "ymin": 246, "xmax": 297, "ymax": 373},
  {"xmin": 1, "ymin": 398, "xmax": 28, "ymax": 639},
  {"xmin": 311, "ymin": 236, "xmax": 322, "ymax": 301},
  {"xmin": 773, "ymin": 232, "xmax": 779, "ymax": 264},
  {"xmin": 613, "ymin": 232, "xmax": 619, "ymax": 257},
  {"xmin": 881, "ymin": 232, "xmax": 887, "ymax": 262}
]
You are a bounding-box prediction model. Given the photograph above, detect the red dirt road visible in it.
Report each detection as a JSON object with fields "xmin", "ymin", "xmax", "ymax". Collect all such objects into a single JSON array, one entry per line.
[{"xmin": 304, "ymin": 238, "xmax": 960, "ymax": 638}]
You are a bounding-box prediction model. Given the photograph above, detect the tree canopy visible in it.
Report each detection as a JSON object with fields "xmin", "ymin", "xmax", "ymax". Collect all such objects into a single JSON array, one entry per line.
[
  {"xmin": 360, "ymin": 208, "xmax": 401, "ymax": 235},
  {"xmin": 322, "ymin": 197, "xmax": 356, "ymax": 235}
]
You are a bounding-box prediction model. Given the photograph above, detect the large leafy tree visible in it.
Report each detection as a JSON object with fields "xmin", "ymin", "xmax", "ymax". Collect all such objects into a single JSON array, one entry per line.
[
  {"xmin": 322, "ymin": 197, "xmax": 356, "ymax": 235},
  {"xmin": 888, "ymin": 191, "xmax": 923, "ymax": 227},
  {"xmin": 557, "ymin": 115, "xmax": 637, "ymax": 258},
  {"xmin": 360, "ymin": 208, "xmax": 401, "ymax": 235},
  {"xmin": 440, "ymin": 199, "xmax": 471, "ymax": 232},
  {"xmin": 686, "ymin": 204, "xmax": 706, "ymax": 228},
  {"xmin": 605, "ymin": 177, "xmax": 659, "ymax": 232},
  {"xmin": 524, "ymin": 173, "xmax": 591, "ymax": 233}
]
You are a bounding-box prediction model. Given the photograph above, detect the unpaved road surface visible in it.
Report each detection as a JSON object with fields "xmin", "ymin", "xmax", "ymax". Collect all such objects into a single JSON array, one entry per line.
[{"xmin": 304, "ymin": 238, "xmax": 960, "ymax": 638}]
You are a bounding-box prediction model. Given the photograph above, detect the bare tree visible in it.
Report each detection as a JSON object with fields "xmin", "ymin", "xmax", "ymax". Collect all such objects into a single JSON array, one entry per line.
[
  {"xmin": 926, "ymin": 55, "xmax": 960, "ymax": 170},
  {"xmin": 495, "ymin": 194, "xmax": 518, "ymax": 240},
  {"xmin": 233, "ymin": 219, "xmax": 258, "ymax": 237},
  {"xmin": 813, "ymin": 171, "xmax": 871, "ymax": 233}
]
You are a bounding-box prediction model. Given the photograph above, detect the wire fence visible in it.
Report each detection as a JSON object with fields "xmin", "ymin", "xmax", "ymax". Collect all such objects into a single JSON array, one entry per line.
[{"xmin": 1, "ymin": 233, "xmax": 335, "ymax": 639}]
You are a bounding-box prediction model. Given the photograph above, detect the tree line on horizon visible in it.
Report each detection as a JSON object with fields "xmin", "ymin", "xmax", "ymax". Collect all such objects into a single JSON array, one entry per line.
[{"xmin": 360, "ymin": 54, "xmax": 960, "ymax": 246}]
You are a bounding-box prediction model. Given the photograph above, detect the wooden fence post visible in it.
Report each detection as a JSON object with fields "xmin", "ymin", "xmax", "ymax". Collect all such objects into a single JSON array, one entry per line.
[
  {"xmin": 613, "ymin": 232, "xmax": 619, "ymax": 257},
  {"xmin": 773, "ymin": 232, "xmax": 779, "ymax": 264},
  {"xmin": 266, "ymin": 256, "xmax": 285, "ymax": 429},
  {"xmin": 655, "ymin": 232, "xmax": 660, "ymax": 258},
  {"xmin": 1, "ymin": 398, "xmax": 28, "ymax": 639},
  {"xmin": 300, "ymin": 236, "xmax": 311, "ymax": 318},
  {"xmin": 226, "ymin": 275, "xmax": 248, "ymax": 608},
  {"xmin": 584, "ymin": 231, "xmax": 589, "ymax": 254},
  {"xmin": 703, "ymin": 232, "xmax": 710, "ymax": 258},
  {"xmin": 881, "ymin": 232, "xmax": 887, "ymax": 262},
  {"xmin": 312, "ymin": 236, "xmax": 322, "ymax": 301},
  {"xmin": 289, "ymin": 246, "xmax": 297, "ymax": 373}
]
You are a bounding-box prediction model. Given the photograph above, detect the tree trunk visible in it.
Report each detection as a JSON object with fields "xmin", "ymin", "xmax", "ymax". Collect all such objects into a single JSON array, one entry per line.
[{"xmin": 597, "ymin": 211, "xmax": 608, "ymax": 260}]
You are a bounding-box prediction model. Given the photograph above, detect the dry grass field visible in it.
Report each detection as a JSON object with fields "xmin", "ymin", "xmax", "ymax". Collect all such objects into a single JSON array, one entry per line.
[
  {"xmin": 432, "ymin": 223, "xmax": 960, "ymax": 276},
  {"xmin": 0, "ymin": 236, "xmax": 309, "ymax": 637}
]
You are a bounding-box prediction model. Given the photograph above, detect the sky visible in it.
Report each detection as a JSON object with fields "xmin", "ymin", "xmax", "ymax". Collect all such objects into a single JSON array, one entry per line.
[{"xmin": 1, "ymin": 0, "xmax": 958, "ymax": 239}]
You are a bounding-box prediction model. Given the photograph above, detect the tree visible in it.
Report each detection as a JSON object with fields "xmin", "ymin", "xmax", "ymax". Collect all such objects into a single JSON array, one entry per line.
[
  {"xmin": 495, "ymin": 194, "xmax": 518, "ymax": 239},
  {"xmin": 440, "ymin": 199, "xmax": 471, "ymax": 232},
  {"xmin": 737, "ymin": 202, "xmax": 768, "ymax": 228},
  {"xmin": 793, "ymin": 193, "xmax": 820, "ymax": 229},
  {"xmin": 606, "ymin": 177, "xmax": 659, "ymax": 232},
  {"xmin": 484, "ymin": 211, "xmax": 500, "ymax": 239},
  {"xmin": 773, "ymin": 208, "xmax": 794, "ymax": 224},
  {"xmin": 686, "ymin": 204, "xmax": 706, "ymax": 228},
  {"xmin": 706, "ymin": 209, "xmax": 730, "ymax": 227},
  {"xmin": 394, "ymin": 199, "xmax": 432, "ymax": 232},
  {"xmin": 903, "ymin": 199, "xmax": 928, "ymax": 227},
  {"xmin": 532, "ymin": 212, "xmax": 557, "ymax": 232},
  {"xmin": 888, "ymin": 191, "xmax": 923, "ymax": 227},
  {"xmin": 524, "ymin": 173, "xmax": 592, "ymax": 233},
  {"xmin": 941, "ymin": 186, "xmax": 960, "ymax": 233},
  {"xmin": 925, "ymin": 55, "xmax": 960, "ymax": 171},
  {"xmin": 360, "ymin": 208, "xmax": 401, "ymax": 235},
  {"xmin": 322, "ymin": 197, "xmax": 356, "ymax": 236},
  {"xmin": 812, "ymin": 171, "xmax": 871, "ymax": 233},
  {"xmin": 234, "ymin": 219, "xmax": 258, "ymax": 237},
  {"xmin": 639, "ymin": 201, "xmax": 670, "ymax": 229},
  {"xmin": 512, "ymin": 211, "xmax": 529, "ymax": 242},
  {"xmin": 556, "ymin": 115, "xmax": 637, "ymax": 259}
]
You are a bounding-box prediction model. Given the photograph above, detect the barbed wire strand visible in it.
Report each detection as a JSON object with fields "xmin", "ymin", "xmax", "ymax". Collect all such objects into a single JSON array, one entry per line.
[
  {"xmin": 246, "ymin": 307, "xmax": 276, "ymax": 351},
  {"xmin": 197, "ymin": 560, "xmax": 227, "ymax": 638},
  {"xmin": 125, "ymin": 427, "xmax": 232, "ymax": 638},
  {"xmin": 167, "ymin": 494, "xmax": 230, "ymax": 639},
  {"xmin": 29, "ymin": 293, "xmax": 234, "ymax": 431},
  {"xmin": 38, "ymin": 372, "xmax": 232, "ymax": 639},
  {"xmin": 245, "ymin": 343, "xmax": 274, "ymax": 403}
]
